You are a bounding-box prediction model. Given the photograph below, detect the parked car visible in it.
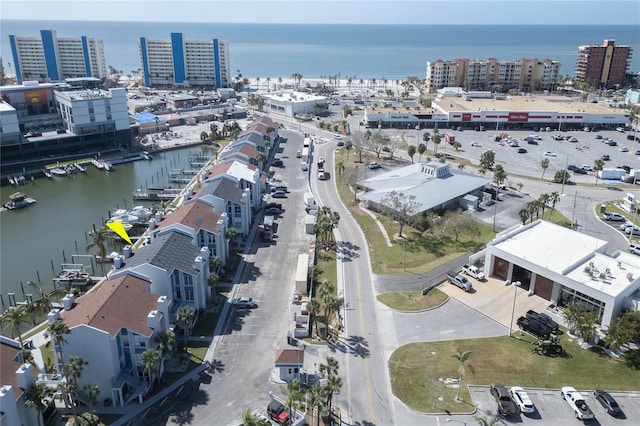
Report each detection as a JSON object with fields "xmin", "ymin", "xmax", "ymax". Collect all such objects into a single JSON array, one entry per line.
[
  {"xmin": 271, "ymin": 190, "xmax": 287, "ymax": 198},
  {"xmin": 567, "ymin": 165, "xmax": 580, "ymax": 171},
  {"xmin": 510, "ymin": 386, "xmax": 535, "ymax": 414},
  {"xmin": 630, "ymin": 243, "xmax": 640, "ymax": 255},
  {"xmin": 470, "ymin": 141, "xmax": 481, "ymax": 147},
  {"xmin": 619, "ymin": 221, "xmax": 634, "ymax": 232},
  {"xmin": 517, "ymin": 148, "xmax": 527, "ymax": 153},
  {"xmin": 616, "ymin": 126, "xmax": 625, "ymax": 132},
  {"xmin": 265, "ymin": 206, "xmax": 281, "ymax": 215},
  {"xmin": 601, "ymin": 154, "xmax": 610, "ymax": 161},
  {"xmin": 525, "ymin": 310, "xmax": 559, "ymax": 334},
  {"xmin": 265, "ymin": 202, "xmax": 282, "ymax": 210},
  {"xmin": 568, "ymin": 137, "xmax": 578, "ymax": 142},
  {"xmin": 594, "ymin": 390, "xmax": 622, "ymax": 417},
  {"xmin": 368, "ymin": 161, "xmax": 381, "ymax": 169},
  {"xmin": 267, "ymin": 400, "xmax": 290, "ymax": 425},
  {"xmin": 625, "ymin": 226, "xmax": 640, "ymax": 236},
  {"xmin": 446, "ymin": 271, "xmax": 473, "ymax": 292},
  {"xmin": 232, "ymin": 297, "xmax": 257, "ymax": 308},
  {"xmin": 620, "ymin": 146, "xmax": 629, "ymax": 152},
  {"xmin": 608, "ymin": 140, "xmax": 618, "ymax": 146},
  {"xmin": 336, "ymin": 140, "xmax": 345, "ymax": 146},
  {"xmin": 603, "ymin": 213, "xmax": 626, "ymax": 221},
  {"xmin": 595, "ymin": 134, "xmax": 603, "ymax": 139},
  {"xmin": 517, "ymin": 316, "xmax": 551, "ymax": 339},
  {"xmin": 271, "ymin": 185, "xmax": 288, "ymax": 193},
  {"xmin": 333, "ymin": 134, "xmax": 342, "ymax": 140},
  {"xmin": 581, "ymin": 165, "xmax": 593, "ymax": 171},
  {"xmin": 527, "ymin": 139, "xmax": 538, "ymax": 145},
  {"xmin": 561, "ymin": 387, "xmax": 594, "ymax": 420},
  {"xmin": 490, "ymin": 383, "xmax": 519, "ymax": 416},
  {"xmin": 272, "ymin": 158, "xmax": 283, "ymax": 167},
  {"xmin": 573, "ymin": 167, "xmax": 587, "ymax": 174},
  {"xmin": 544, "ymin": 151, "xmax": 557, "ymax": 157}
]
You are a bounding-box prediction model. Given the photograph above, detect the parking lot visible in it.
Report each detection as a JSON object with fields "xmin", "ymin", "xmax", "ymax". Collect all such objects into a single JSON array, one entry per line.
[{"xmin": 470, "ymin": 385, "xmax": 640, "ymax": 425}]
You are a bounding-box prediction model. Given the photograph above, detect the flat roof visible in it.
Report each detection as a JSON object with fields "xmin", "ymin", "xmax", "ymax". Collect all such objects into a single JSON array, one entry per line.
[
  {"xmin": 436, "ymin": 95, "xmax": 626, "ymax": 115},
  {"xmin": 491, "ymin": 221, "xmax": 608, "ymax": 275},
  {"xmin": 263, "ymin": 91, "xmax": 326, "ymax": 103},
  {"xmin": 566, "ymin": 251, "xmax": 640, "ymax": 297}
]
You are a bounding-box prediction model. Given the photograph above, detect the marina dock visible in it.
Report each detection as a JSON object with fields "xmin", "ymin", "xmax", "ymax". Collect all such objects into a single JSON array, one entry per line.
[{"xmin": 133, "ymin": 188, "xmax": 183, "ymax": 201}]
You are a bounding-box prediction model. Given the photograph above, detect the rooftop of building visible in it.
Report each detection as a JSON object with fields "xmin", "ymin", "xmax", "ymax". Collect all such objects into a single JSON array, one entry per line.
[
  {"xmin": 490, "ymin": 220, "xmax": 609, "ymax": 275},
  {"xmin": 157, "ymin": 199, "xmax": 222, "ymax": 235},
  {"xmin": 359, "ymin": 161, "xmax": 490, "ymax": 211},
  {"xmin": 435, "ymin": 94, "xmax": 627, "ymax": 114},
  {"xmin": 262, "ymin": 90, "xmax": 327, "ymax": 103},
  {"xmin": 196, "ymin": 177, "xmax": 245, "ymax": 204},
  {"xmin": 61, "ymin": 274, "xmax": 159, "ymax": 337},
  {"xmin": 119, "ymin": 230, "xmax": 201, "ymax": 275},
  {"xmin": 566, "ymin": 251, "xmax": 640, "ymax": 298},
  {"xmin": 274, "ymin": 348, "xmax": 304, "ymax": 366},
  {"xmin": 0, "ymin": 336, "xmax": 36, "ymax": 400}
]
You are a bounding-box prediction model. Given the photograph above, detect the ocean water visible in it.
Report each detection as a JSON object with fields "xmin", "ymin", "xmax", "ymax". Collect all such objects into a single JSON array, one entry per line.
[{"xmin": 1, "ymin": 21, "xmax": 639, "ymax": 81}]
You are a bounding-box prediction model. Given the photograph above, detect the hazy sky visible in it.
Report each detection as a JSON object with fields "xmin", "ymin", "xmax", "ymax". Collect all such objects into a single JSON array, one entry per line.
[{"xmin": 1, "ymin": 0, "xmax": 639, "ymax": 25}]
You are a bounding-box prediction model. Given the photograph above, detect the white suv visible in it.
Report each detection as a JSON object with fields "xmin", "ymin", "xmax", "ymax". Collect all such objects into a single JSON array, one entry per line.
[{"xmin": 630, "ymin": 243, "xmax": 640, "ymax": 255}]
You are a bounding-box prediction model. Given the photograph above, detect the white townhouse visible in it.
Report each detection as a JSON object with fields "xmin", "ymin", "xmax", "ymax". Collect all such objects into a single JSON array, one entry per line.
[
  {"xmin": 108, "ymin": 228, "xmax": 211, "ymax": 313},
  {"xmin": 218, "ymin": 143, "xmax": 261, "ymax": 169},
  {"xmin": 153, "ymin": 198, "xmax": 229, "ymax": 267},
  {"xmin": 54, "ymin": 274, "xmax": 171, "ymax": 407},
  {"xmin": 196, "ymin": 177, "xmax": 253, "ymax": 239},
  {"xmin": 204, "ymin": 159, "xmax": 267, "ymax": 212},
  {"xmin": 0, "ymin": 338, "xmax": 41, "ymax": 426}
]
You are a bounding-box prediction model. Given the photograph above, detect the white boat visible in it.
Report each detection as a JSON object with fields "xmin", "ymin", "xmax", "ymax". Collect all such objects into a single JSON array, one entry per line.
[
  {"xmin": 103, "ymin": 162, "xmax": 114, "ymax": 171},
  {"xmin": 50, "ymin": 167, "xmax": 68, "ymax": 176},
  {"xmin": 8, "ymin": 177, "xmax": 15, "ymax": 185},
  {"xmin": 75, "ymin": 163, "xmax": 87, "ymax": 172},
  {"xmin": 4, "ymin": 192, "xmax": 37, "ymax": 210},
  {"xmin": 43, "ymin": 169, "xmax": 53, "ymax": 179},
  {"xmin": 65, "ymin": 164, "xmax": 77, "ymax": 174},
  {"xmin": 131, "ymin": 206, "xmax": 152, "ymax": 219}
]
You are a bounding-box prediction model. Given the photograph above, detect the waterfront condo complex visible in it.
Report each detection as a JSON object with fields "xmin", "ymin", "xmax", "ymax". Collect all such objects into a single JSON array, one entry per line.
[
  {"xmin": 575, "ymin": 39, "xmax": 633, "ymax": 89},
  {"xmin": 425, "ymin": 57, "xmax": 562, "ymax": 93},
  {"xmin": 139, "ymin": 33, "xmax": 231, "ymax": 89},
  {"xmin": 9, "ymin": 30, "xmax": 107, "ymax": 84}
]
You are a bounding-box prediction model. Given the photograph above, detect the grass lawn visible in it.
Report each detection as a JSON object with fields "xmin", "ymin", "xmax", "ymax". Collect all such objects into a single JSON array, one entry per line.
[
  {"xmin": 39, "ymin": 342, "xmax": 54, "ymax": 372},
  {"xmin": 389, "ymin": 333, "xmax": 640, "ymax": 414},
  {"xmin": 377, "ymin": 288, "xmax": 449, "ymax": 311},
  {"xmin": 316, "ymin": 249, "xmax": 337, "ymax": 290}
]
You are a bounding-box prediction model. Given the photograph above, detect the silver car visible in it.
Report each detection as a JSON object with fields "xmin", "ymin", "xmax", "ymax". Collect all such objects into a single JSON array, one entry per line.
[{"xmin": 510, "ymin": 386, "xmax": 535, "ymax": 414}]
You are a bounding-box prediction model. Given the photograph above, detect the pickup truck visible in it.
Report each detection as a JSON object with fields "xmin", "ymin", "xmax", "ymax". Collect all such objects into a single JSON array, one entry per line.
[
  {"xmin": 446, "ymin": 271, "xmax": 473, "ymax": 292},
  {"xmin": 561, "ymin": 387, "xmax": 594, "ymax": 420},
  {"xmin": 267, "ymin": 399, "xmax": 290, "ymax": 424},
  {"xmin": 462, "ymin": 264, "xmax": 485, "ymax": 281},
  {"xmin": 526, "ymin": 310, "xmax": 559, "ymax": 334},
  {"xmin": 516, "ymin": 316, "xmax": 551, "ymax": 339}
]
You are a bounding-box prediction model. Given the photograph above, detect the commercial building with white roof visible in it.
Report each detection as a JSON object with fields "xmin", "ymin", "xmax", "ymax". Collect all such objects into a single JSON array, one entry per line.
[
  {"xmin": 358, "ymin": 162, "xmax": 490, "ymax": 213},
  {"xmin": 484, "ymin": 220, "xmax": 640, "ymax": 328},
  {"xmin": 261, "ymin": 91, "xmax": 327, "ymax": 118}
]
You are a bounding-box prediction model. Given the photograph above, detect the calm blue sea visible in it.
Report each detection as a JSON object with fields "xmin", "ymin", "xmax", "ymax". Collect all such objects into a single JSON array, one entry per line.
[{"xmin": 1, "ymin": 21, "xmax": 639, "ymax": 80}]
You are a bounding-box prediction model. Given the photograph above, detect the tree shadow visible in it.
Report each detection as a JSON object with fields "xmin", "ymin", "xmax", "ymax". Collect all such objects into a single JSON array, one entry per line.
[{"xmin": 239, "ymin": 261, "xmax": 262, "ymax": 283}]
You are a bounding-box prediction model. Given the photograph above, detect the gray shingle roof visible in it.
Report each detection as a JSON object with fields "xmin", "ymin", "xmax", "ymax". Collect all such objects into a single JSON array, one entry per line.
[
  {"xmin": 199, "ymin": 177, "xmax": 245, "ymax": 203},
  {"xmin": 122, "ymin": 230, "xmax": 200, "ymax": 275}
]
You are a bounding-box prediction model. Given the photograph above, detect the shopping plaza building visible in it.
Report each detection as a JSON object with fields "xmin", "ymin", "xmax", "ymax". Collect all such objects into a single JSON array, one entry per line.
[
  {"xmin": 9, "ymin": 30, "xmax": 107, "ymax": 84},
  {"xmin": 139, "ymin": 33, "xmax": 231, "ymax": 89}
]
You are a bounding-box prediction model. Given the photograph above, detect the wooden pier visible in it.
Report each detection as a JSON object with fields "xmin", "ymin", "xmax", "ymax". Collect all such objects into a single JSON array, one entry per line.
[{"xmin": 133, "ymin": 188, "xmax": 183, "ymax": 201}]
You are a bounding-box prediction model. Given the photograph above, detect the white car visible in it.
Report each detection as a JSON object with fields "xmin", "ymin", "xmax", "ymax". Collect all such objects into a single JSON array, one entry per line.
[
  {"xmin": 544, "ymin": 151, "xmax": 557, "ymax": 157},
  {"xmin": 616, "ymin": 127, "xmax": 625, "ymax": 132},
  {"xmin": 568, "ymin": 137, "xmax": 578, "ymax": 142},
  {"xmin": 619, "ymin": 146, "xmax": 629, "ymax": 152},
  {"xmin": 368, "ymin": 161, "xmax": 381, "ymax": 169},
  {"xmin": 232, "ymin": 296, "xmax": 257, "ymax": 308},
  {"xmin": 470, "ymin": 141, "xmax": 481, "ymax": 147},
  {"xmin": 581, "ymin": 164, "xmax": 593, "ymax": 171},
  {"xmin": 510, "ymin": 386, "xmax": 535, "ymax": 414},
  {"xmin": 333, "ymin": 134, "xmax": 342, "ymax": 140}
]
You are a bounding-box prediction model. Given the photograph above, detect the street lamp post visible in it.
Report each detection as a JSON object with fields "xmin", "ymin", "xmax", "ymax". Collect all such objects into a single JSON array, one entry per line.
[{"xmin": 508, "ymin": 280, "xmax": 522, "ymax": 337}]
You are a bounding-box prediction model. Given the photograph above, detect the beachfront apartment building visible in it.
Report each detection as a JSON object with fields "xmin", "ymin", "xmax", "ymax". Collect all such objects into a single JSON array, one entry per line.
[
  {"xmin": 54, "ymin": 274, "xmax": 173, "ymax": 407},
  {"xmin": 575, "ymin": 39, "xmax": 632, "ymax": 89},
  {"xmin": 139, "ymin": 33, "xmax": 231, "ymax": 89},
  {"xmin": 425, "ymin": 57, "xmax": 561, "ymax": 93},
  {"xmin": 9, "ymin": 30, "xmax": 107, "ymax": 84},
  {"xmin": 0, "ymin": 338, "xmax": 42, "ymax": 426}
]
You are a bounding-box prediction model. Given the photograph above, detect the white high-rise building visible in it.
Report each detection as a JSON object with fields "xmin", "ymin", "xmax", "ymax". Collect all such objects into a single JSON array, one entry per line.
[
  {"xmin": 139, "ymin": 32, "xmax": 231, "ymax": 89},
  {"xmin": 9, "ymin": 29, "xmax": 106, "ymax": 84}
]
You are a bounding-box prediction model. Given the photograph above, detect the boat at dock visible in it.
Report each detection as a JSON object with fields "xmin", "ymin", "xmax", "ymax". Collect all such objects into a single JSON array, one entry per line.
[
  {"xmin": 75, "ymin": 163, "xmax": 87, "ymax": 172},
  {"xmin": 50, "ymin": 167, "xmax": 68, "ymax": 176},
  {"xmin": 43, "ymin": 169, "xmax": 53, "ymax": 178},
  {"xmin": 4, "ymin": 192, "xmax": 37, "ymax": 210},
  {"xmin": 53, "ymin": 264, "xmax": 92, "ymax": 288}
]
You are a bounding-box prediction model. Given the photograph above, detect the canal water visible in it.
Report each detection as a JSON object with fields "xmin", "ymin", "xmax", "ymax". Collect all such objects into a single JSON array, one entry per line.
[{"xmin": 0, "ymin": 145, "xmax": 215, "ymax": 306}]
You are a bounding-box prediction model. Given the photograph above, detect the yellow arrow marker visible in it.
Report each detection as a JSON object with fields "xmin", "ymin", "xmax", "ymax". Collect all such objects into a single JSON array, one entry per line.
[{"xmin": 106, "ymin": 221, "xmax": 133, "ymax": 245}]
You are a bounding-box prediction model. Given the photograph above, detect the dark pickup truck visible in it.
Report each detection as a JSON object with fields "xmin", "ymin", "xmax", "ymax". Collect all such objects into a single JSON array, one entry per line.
[
  {"xmin": 517, "ymin": 316, "xmax": 551, "ymax": 339},
  {"xmin": 526, "ymin": 310, "xmax": 559, "ymax": 334}
]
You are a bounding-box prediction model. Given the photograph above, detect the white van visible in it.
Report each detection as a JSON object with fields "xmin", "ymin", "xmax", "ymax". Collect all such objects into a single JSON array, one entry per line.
[{"xmin": 300, "ymin": 162, "xmax": 308, "ymax": 171}]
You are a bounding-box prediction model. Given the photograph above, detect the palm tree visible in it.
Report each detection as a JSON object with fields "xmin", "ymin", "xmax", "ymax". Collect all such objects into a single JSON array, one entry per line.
[
  {"xmin": 593, "ymin": 159, "xmax": 605, "ymax": 186},
  {"xmin": 64, "ymin": 355, "xmax": 84, "ymax": 422},
  {"xmin": 548, "ymin": 191, "xmax": 561, "ymax": 219},
  {"xmin": 142, "ymin": 348, "xmax": 161, "ymax": 387},
  {"xmin": 407, "ymin": 145, "xmax": 416, "ymax": 163},
  {"xmin": 156, "ymin": 329, "xmax": 176, "ymax": 360},
  {"xmin": 46, "ymin": 318, "xmax": 71, "ymax": 371},
  {"xmin": 308, "ymin": 383, "xmax": 326, "ymax": 426},
  {"xmin": 1, "ymin": 306, "xmax": 32, "ymax": 352},
  {"xmin": 518, "ymin": 207, "xmax": 530, "ymax": 225},
  {"xmin": 319, "ymin": 356, "xmax": 339, "ymax": 378},
  {"xmin": 176, "ymin": 305, "xmax": 195, "ymax": 349},
  {"xmin": 417, "ymin": 142, "xmax": 426, "ymax": 162},
  {"xmin": 452, "ymin": 347, "xmax": 475, "ymax": 401},
  {"xmin": 24, "ymin": 382, "xmax": 54, "ymax": 426},
  {"xmin": 307, "ymin": 298, "xmax": 321, "ymax": 336},
  {"xmin": 280, "ymin": 378, "xmax": 303, "ymax": 420},
  {"xmin": 324, "ymin": 373, "xmax": 342, "ymax": 413},
  {"xmin": 266, "ymin": 77, "xmax": 271, "ymax": 91},
  {"xmin": 539, "ymin": 158, "xmax": 550, "ymax": 181},
  {"xmin": 208, "ymin": 273, "xmax": 220, "ymax": 302},
  {"xmin": 83, "ymin": 384, "xmax": 100, "ymax": 414},
  {"xmin": 226, "ymin": 227, "xmax": 238, "ymax": 249},
  {"xmin": 538, "ymin": 193, "xmax": 550, "ymax": 217},
  {"xmin": 432, "ymin": 129, "xmax": 441, "ymax": 154},
  {"xmin": 27, "ymin": 281, "xmax": 66, "ymax": 321},
  {"xmin": 335, "ymin": 160, "xmax": 345, "ymax": 179},
  {"xmin": 85, "ymin": 227, "xmax": 109, "ymax": 275}
]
